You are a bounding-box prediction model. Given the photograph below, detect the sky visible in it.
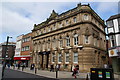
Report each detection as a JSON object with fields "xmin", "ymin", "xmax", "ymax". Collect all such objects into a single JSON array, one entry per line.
[{"xmin": 0, "ymin": 0, "xmax": 119, "ymax": 43}]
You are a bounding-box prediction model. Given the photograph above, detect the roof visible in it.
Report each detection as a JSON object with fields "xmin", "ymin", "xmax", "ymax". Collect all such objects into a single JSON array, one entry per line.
[{"xmin": 107, "ymin": 14, "xmax": 120, "ymax": 21}]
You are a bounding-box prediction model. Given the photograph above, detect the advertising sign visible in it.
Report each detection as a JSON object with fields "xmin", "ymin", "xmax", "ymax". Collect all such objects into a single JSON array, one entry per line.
[
  {"xmin": 106, "ymin": 72, "xmax": 110, "ymax": 78},
  {"xmin": 109, "ymin": 49, "xmax": 118, "ymax": 57},
  {"xmin": 98, "ymin": 71, "xmax": 103, "ymax": 78}
]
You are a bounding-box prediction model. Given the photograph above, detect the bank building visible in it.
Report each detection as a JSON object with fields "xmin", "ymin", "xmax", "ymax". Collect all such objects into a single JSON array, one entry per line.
[{"xmin": 32, "ymin": 3, "xmax": 107, "ymax": 72}]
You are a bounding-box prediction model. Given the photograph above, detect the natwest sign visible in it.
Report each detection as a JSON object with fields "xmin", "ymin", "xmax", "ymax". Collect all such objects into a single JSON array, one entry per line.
[{"xmin": 14, "ymin": 56, "xmax": 31, "ymax": 60}]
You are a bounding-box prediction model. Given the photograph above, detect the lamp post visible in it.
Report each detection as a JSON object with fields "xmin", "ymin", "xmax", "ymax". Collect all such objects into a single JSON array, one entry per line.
[{"xmin": 2, "ymin": 36, "xmax": 12, "ymax": 78}]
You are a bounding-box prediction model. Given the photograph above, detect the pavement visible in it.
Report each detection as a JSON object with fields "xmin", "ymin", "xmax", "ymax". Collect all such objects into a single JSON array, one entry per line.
[
  {"xmin": 9, "ymin": 67, "xmax": 90, "ymax": 80},
  {"xmin": 0, "ymin": 64, "xmax": 2, "ymax": 80},
  {"xmin": 9, "ymin": 67, "xmax": 120, "ymax": 80}
]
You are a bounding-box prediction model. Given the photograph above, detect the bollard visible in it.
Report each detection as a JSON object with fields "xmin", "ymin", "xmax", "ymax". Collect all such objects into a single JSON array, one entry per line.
[
  {"xmin": 35, "ymin": 68, "xmax": 37, "ymax": 74},
  {"xmin": 86, "ymin": 74, "xmax": 89, "ymax": 80},
  {"xmin": 56, "ymin": 69, "xmax": 58, "ymax": 78}
]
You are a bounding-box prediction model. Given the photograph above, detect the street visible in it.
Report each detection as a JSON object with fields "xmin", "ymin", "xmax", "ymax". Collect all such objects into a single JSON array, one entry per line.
[
  {"xmin": 2, "ymin": 68, "xmax": 58, "ymax": 80},
  {"xmin": 1, "ymin": 68, "xmax": 87, "ymax": 80}
]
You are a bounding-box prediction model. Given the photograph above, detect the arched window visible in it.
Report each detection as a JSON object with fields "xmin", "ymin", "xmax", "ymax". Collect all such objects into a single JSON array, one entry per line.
[
  {"xmin": 73, "ymin": 17, "xmax": 77, "ymax": 23},
  {"xmin": 74, "ymin": 34, "xmax": 78, "ymax": 45},
  {"xmin": 84, "ymin": 14, "xmax": 88, "ymax": 20},
  {"xmin": 85, "ymin": 35, "xmax": 89, "ymax": 44}
]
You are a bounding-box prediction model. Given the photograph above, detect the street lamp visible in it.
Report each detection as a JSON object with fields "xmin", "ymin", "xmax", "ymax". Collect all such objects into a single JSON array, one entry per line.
[{"xmin": 2, "ymin": 36, "xmax": 12, "ymax": 78}]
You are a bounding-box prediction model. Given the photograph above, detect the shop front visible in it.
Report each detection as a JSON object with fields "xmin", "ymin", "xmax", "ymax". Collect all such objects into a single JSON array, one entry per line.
[
  {"xmin": 109, "ymin": 47, "xmax": 120, "ymax": 73},
  {"xmin": 14, "ymin": 56, "xmax": 31, "ymax": 67}
]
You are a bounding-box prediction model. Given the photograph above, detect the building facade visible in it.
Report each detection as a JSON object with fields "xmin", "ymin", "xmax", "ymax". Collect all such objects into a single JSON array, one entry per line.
[
  {"xmin": 0, "ymin": 42, "xmax": 16, "ymax": 64},
  {"xmin": 106, "ymin": 14, "xmax": 120, "ymax": 73},
  {"xmin": 21, "ymin": 33, "xmax": 32, "ymax": 67},
  {"xmin": 14, "ymin": 33, "xmax": 32, "ymax": 67},
  {"xmin": 32, "ymin": 3, "xmax": 107, "ymax": 72}
]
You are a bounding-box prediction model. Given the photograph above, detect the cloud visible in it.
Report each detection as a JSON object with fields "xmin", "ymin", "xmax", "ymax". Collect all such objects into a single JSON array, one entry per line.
[
  {"xmin": 0, "ymin": 2, "xmax": 119, "ymax": 43},
  {"xmin": 1, "ymin": 2, "xmax": 76, "ymax": 43}
]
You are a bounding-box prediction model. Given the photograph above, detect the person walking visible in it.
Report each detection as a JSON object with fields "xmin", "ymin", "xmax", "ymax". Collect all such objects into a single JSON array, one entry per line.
[{"xmin": 72, "ymin": 66, "xmax": 78, "ymax": 78}]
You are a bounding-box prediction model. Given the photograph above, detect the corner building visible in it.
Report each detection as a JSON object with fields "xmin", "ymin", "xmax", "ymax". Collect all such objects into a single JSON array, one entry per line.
[{"xmin": 32, "ymin": 3, "xmax": 107, "ymax": 72}]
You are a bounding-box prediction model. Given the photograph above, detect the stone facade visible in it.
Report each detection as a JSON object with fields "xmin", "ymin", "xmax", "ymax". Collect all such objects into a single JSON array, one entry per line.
[{"xmin": 32, "ymin": 3, "xmax": 107, "ymax": 72}]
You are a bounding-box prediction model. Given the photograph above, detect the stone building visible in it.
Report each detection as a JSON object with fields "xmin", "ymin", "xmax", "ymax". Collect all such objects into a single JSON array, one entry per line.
[{"xmin": 32, "ymin": 3, "xmax": 107, "ymax": 72}]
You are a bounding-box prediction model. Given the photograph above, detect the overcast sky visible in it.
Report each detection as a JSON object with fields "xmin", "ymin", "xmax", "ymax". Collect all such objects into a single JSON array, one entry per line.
[{"xmin": 0, "ymin": 0, "xmax": 119, "ymax": 43}]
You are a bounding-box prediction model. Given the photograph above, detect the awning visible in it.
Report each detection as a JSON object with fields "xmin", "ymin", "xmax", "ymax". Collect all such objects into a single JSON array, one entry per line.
[{"xmin": 14, "ymin": 56, "xmax": 31, "ymax": 60}]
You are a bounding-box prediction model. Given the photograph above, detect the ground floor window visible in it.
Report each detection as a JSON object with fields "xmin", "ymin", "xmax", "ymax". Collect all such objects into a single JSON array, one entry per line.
[
  {"xmin": 74, "ymin": 52, "xmax": 78, "ymax": 63},
  {"xmin": 66, "ymin": 53, "xmax": 69, "ymax": 62}
]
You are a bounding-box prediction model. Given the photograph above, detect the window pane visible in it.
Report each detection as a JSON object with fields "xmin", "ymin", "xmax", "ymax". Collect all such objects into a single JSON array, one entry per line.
[{"xmin": 107, "ymin": 20, "xmax": 113, "ymax": 27}]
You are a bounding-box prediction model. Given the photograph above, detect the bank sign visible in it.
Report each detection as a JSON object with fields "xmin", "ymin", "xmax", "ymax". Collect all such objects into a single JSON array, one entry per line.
[{"xmin": 109, "ymin": 49, "xmax": 119, "ymax": 57}]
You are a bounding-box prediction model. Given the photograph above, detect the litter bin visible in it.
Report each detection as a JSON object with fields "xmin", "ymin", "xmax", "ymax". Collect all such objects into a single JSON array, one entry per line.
[{"xmin": 90, "ymin": 68, "xmax": 114, "ymax": 80}]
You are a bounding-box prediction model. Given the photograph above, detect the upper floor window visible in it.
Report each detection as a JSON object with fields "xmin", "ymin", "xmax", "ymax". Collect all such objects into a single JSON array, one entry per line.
[
  {"xmin": 44, "ymin": 28, "xmax": 46, "ymax": 33},
  {"xmin": 110, "ymin": 35, "xmax": 116, "ymax": 47},
  {"xmin": 48, "ymin": 42, "xmax": 50, "ymax": 50},
  {"xmin": 66, "ymin": 20, "xmax": 69, "ymax": 25},
  {"xmin": 58, "ymin": 53, "xmax": 62, "ymax": 62},
  {"xmin": 59, "ymin": 22, "xmax": 63, "ymax": 28},
  {"xmin": 59, "ymin": 40, "xmax": 63, "ymax": 48},
  {"xmin": 85, "ymin": 36, "xmax": 89, "ymax": 44},
  {"xmin": 65, "ymin": 53, "xmax": 69, "ymax": 62},
  {"xmin": 22, "ymin": 46, "xmax": 30, "ymax": 51},
  {"xmin": 52, "ymin": 53, "xmax": 55, "ymax": 62},
  {"xmin": 94, "ymin": 38, "xmax": 98, "ymax": 47},
  {"xmin": 84, "ymin": 14, "xmax": 88, "ymax": 20},
  {"xmin": 66, "ymin": 36, "xmax": 70, "ymax": 46},
  {"xmin": 52, "ymin": 39, "xmax": 56, "ymax": 49},
  {"xmin": 53, "ymin": 24, "xmax": 56, "ymax": 30},
  {"xmin": 73, "ymin": 17, "xmax": 77, "ymax": 23},
  {"xmin": 48, "ymin": 27, "xmax": 51, "ymax": 32},
  {"xmin": 43, "ymin": 43, "xmax": 45, "ymax": 51},
  {"xmin": 107, "ymin": 20, "xmax": 113, "ymax": 27},
  {"xmin": 74, "ymin": 34, "xmax": 78, "ymax": 45}
]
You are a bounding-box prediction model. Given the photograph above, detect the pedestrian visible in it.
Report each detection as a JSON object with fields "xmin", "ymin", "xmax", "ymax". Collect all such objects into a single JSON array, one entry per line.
[
  {"xmin": 18, "ymin": 63, "xmax": 20, "ymax": 70},
  {"xmin": 21, "ymin": 63, "xmax": 25, "ymax": 71},
  {"xmin": 30, "ymin": 63, "xmax": 35, "ymax": 70},
  {"xmin": 104, "ymin": 64, "xmax": 108, "ymax": 68},
  {"xmin": 72, "ymin": 66, "xmax": 78, "ymax": 78},
  {"xmin": 13, "ymin": 63, "xmax": 15, "ymax": 69},
  {"xmin": 50, "ymin": 65, "xmax": 54, "ymax": 72}
]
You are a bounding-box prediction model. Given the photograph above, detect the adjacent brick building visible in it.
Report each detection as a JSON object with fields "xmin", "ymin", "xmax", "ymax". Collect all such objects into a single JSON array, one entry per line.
[{"xmin": 14, "ymin": 33, "xmax": 32, "ymax": 67}]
